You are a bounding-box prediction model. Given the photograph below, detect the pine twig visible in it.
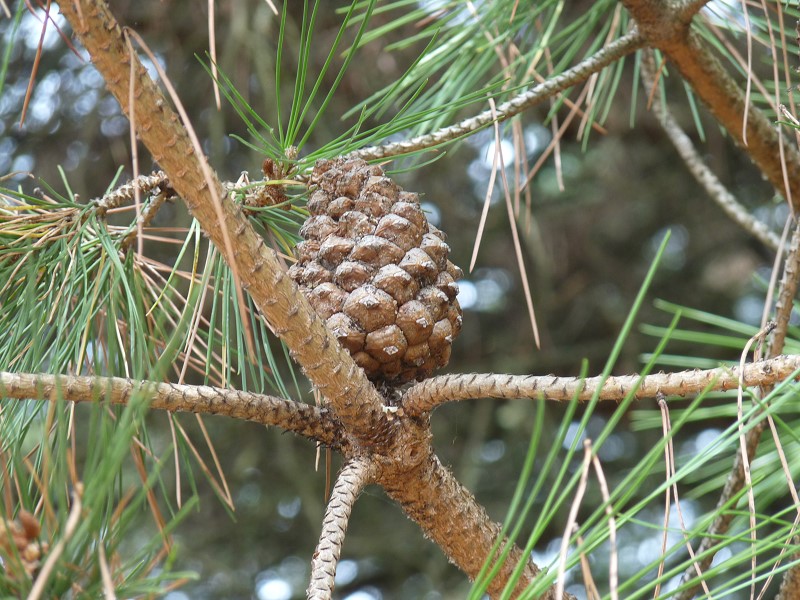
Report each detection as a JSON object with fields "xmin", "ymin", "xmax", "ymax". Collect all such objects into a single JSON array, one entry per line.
[
  {"xmin": 677, "ymin": 224, "xmax": 800, "ymax": 599},
  {"xmin": 92, "ymin": 171, "xmax": 171, "ymax": 217},
  {"xmin": 771, "ymin": 224, "xmax": 800, "ymax": 599},
  {"xmin": 640, "ymin": 50, "xmax": 780, "ymax": 251},
  {"xmin": 0, "ymin": 372, "xmax": 343, "ymax": 448},
  {"xmin": 400, "ymin": 355, "xmax": 800, "ymax": 416},
  {"xmin": 307, "ymin": 459, "xmax": 375, "ymax": 600},
  {"xmin": 350, "ymin": 29, "xmax": 644, "ymax": 162},
  {"xmin": 768, "ymin": 223, "xmax": 800, "ymax": 358}
]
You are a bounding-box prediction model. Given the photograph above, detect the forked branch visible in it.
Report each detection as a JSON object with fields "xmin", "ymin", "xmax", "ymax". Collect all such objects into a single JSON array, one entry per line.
[
  {"xmin": 307, "ymin": 459, "xmax": 375, "ymax": 599},
  {"xmin": 401, "ymin": 355, "xmax": 800, "ymax": 416},
  {"xmin": 0, "ymin": 372, "xmax": 343, "ymax": 448},
  {"xmin": 54, "ymin": 2, "xmax": 553, "ymax": 594},
  {"xmin": 56, "ymin": 0, "xmax": 389, "ymax": 445}
]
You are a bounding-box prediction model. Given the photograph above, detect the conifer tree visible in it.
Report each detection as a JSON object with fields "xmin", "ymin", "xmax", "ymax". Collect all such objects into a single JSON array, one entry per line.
[{"xmin": 2, "ymin": 1, "xmax": 800, "ymax": 598}]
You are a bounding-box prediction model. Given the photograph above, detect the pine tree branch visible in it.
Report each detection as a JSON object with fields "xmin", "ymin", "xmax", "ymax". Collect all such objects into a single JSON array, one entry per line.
[
  {"xmin": 56, "ymin": 0, "xmax": 390, "ymax": 447},
  {"xmin": 765, "ymin": 225, "xmax": 800, "ymax": 599},
  {"xmin": 54, "ymin": 3, "xmax": 561, "ymax": 595},
  {"xmin": 639, "ymin": 50, "xmax": 780, "ymax": 251},
  {"xmin": 677, "ymin": 226, "xmax": 800, "ymax": 599},
  {"xmin": 621, "ymin": 0, "xmax": 800, "ymax": 208},
  {"xmin": 768, "ymin": 224, "xmax": 800, "ymax": 358},
  {"xmin": 92, "ymin": 171, "xmax": 171, "ymax": 217},
  {"xmin": 307, "ymin": 459, "xmax": 375, "ymax": 600},
  {"xmin": 767, "ymin": 225, "xmax": 800, "ymax": 600},
  {"xmin": 674, "ymin": 0, "xmax": 713, "ymax": 20},
  {"xmin": 400, "ymin": 356, "xmax": 800, "ymax": 416},
  {"xmin": 377, "ymin": 451, "xmax": 574, "ymax": 600},
  {"xmin": 0, "ymin": 372, "xmax": 343, "ymax": 448},
  {"xmin": 625, "ymin": 4, "xmax": 800, "ymax": 594},
  {"xmin": 350, "ymin": 29, "xmax": 644, "ymax": 162}
]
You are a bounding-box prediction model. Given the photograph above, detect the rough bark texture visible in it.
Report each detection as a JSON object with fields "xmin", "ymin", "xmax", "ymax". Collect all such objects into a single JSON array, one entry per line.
[
  {"xmin": 308, "ymin": 460, "xmax": 374, "ymax": 599},
  {"xmin": 376, "ymin": 451, "xmax": 550, "ymax": 599},
  {"xmin": 0, "ymin": 372, "xmax": 342, "ymax": 447},
  {"xmin": 401, "ymin": 355, "xmax": 800, "ymax": 415},
  {"xmin": 622, "ymin": 0, "xmax": 800, "ymax": 208}
]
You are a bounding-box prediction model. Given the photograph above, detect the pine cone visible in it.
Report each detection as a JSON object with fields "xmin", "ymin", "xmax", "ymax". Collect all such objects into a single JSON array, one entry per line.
[{"xmin": 289, "ymin": 157, "xmax": 463, "ymax": 384}]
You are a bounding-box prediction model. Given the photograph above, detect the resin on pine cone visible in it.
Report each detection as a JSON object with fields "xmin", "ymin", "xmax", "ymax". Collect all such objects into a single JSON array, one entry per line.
[{"xmin": 289, "ymin": 157, "xmax": 463, "ymax": 384}]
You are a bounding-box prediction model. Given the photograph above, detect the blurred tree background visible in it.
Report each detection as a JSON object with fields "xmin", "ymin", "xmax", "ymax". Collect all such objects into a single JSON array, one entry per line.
[{"xmin": 0, "ymin": 1, "xmax": 793, "ymax": 598}]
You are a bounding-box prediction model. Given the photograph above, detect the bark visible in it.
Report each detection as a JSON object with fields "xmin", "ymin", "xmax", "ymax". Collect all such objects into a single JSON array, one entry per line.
[
  {"xmin": 621, "ymin": 0, "xmax": 800, "ymax": 208},
  {"xmin": 0, "ymin": 372, "xmax": 343, "ymax": 448},
  {"xmin": 308, "ymin": 459, "xmax": 374, "ymax": 599},
  {"xmin": 401, "ymin": 355, "xmax": 800, "ymax": 415},
  {"xmin": 377, "ymin": 451, "xmax": 563, "ymax": 599}
]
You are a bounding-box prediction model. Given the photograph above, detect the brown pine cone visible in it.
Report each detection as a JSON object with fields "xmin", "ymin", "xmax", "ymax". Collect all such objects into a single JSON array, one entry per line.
[{"xmin": 289, "ymin": 157, "xmax": 463, "ymax": 384}]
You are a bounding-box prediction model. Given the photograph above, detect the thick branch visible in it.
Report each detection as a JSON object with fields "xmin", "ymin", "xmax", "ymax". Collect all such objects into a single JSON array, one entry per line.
[
  {"xmin": 352, "ymin": 29, "xmax": 644, "ymax": 162},
  {"xmin": 377, "ymin": 452, "xmax": 571, "ymax": 599},
  {"xmin": 307, "ymin": 459, "xmax": 375, "ymax": 599},
  {"xmin": 56, "ymin": 0, "xmax": 389, "ymax": 446},
  {"xmin": 401, "ymin": 355, "xmax": 800, "ymax": 416},
  {"xmin": 0, "ymin": 372, "xmax": 343, "ymax": 448},
  {"xmin": 622, "ymin": 0, "xmax": 800, "ymax": 208},
  {"xmin": 640, "ymin": 50, "xmax": 780, "ymax": 251}
]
